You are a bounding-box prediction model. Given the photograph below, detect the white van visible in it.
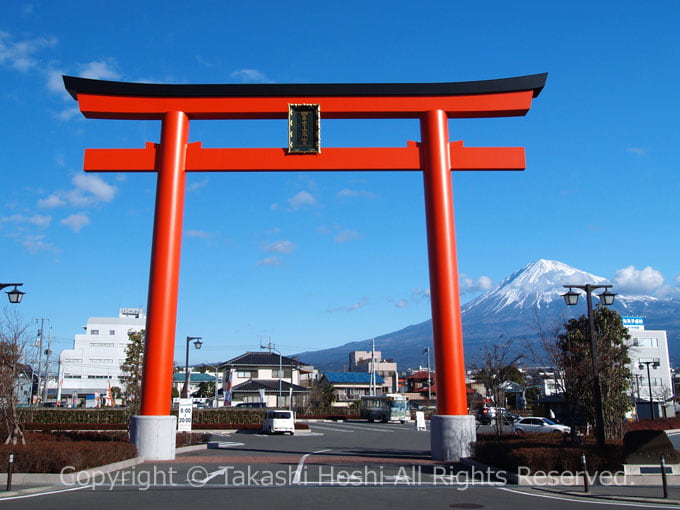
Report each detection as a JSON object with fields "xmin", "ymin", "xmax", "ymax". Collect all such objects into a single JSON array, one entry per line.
[{"xmin": 262, "ymin": 409, "xmax": 295, "ymax": 435}]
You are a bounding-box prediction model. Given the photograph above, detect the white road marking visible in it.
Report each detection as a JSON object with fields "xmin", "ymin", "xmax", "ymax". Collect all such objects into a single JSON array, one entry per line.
[
  {"xmin": 498, "ymin": 487, "xmax": 679, "ymax": 508},
  {"xmin": 292, "ymin": 448, "xmax": 332, "ymax": 484},
  {"xmin": 309, "ymin": 425, "xmax": 354, "ymax": 433}
]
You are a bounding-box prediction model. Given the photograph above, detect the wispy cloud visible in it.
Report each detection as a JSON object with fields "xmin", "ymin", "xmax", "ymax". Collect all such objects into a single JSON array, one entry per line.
[
  {"xmin": 334, "ymin": 229, "xmax": 361, "ymax": 243},
  {"xmin": 185, "ymin": 230, "xmax": 212, "ymax": 239},
  {"xmin": 460, "ymin": 274, "xmax": 494, "ymax": 294},
  {"xmin": 230, "ymin": 68, "xmax": 274, "ymax": 83},
  {"xmin": 336, "ymin": 188, "xmax": 379, "ymax": 200},
  {"xmin": 263, "ymin": 240, "xmax": 296, "ymax": 254},
  {"xmin": 256, "ymin": 256, "xmax": 282, "ymax": 267},
  {"xmin": 1, "ymin": 213, "xmax": 51, "ymax": 228},
  {"xmin": 626, "ymin": 147, "xmax": 648, "ymax": 156},
  {"xmin": 288, "ymin": 191, "xmax": 317, "ymax": 210},
  {"xmin": 187, "ymin": 178, "xmax": 209, "ymax": 192},
  {"xmin": 78, "ymin": 59, "xmax": 121, "ymax": 81},
  {"xmin": 39, "ymin": 174, "xmax": 117, "ymax": 209},
  {"xmin": 326, "ymin": 298, "xmax": 368, "ymax": 313},
  {"xmin": 16, "ymin": 234, "xmax": 59, "ymax": 254},
  {"xmin": 60, "ymin": 213, "xmax": 90, "ymax": 232},
  {"xmin": 0, "ymin": 31, "xmax": 57, "ymax": 72}
]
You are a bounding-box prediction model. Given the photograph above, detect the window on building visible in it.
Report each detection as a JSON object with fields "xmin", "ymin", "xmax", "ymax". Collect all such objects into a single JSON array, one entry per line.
[
  {"xmin": 272, "ymin": 368, "xmax": 291, "ymax": 378},
  {"xmin": 90, "ymin": 343, "xmax": 115, "ymax": 348},
  {"xmin": 237, "ymin": 370, "xmax": 257, "ymax": 378},
  {"xmin": 64, "ymin": 374, "xmax": 82, "ymax": 379},
  {"xmin": 90, "ymin": 329, "xmax": 99, "ymax": 335},
  {"xmin": 109, "ymin": 330, "xmax": 116, "ymax": 335},
  {"xmin": 89, "ymin": 359, "xmax": 113, "ymax": 364},
  {"xmin": 634, "ymin": 337, "xmax": 658, "ymax": 348}
]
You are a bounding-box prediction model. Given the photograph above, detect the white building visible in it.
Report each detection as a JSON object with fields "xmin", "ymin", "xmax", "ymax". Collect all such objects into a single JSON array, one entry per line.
[
  {"xmin": 348, "ymin": 350, "xmax": 398, "ymax": 393},
  {"xmin": 57, "ymin": 307, "xmax": 145, "ymax": 406},
  {"xmin": 624, "ymin": 316, "xmax": 674, "ymax": 419}
]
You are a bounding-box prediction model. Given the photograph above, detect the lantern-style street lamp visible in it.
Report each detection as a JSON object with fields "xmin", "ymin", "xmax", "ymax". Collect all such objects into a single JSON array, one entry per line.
[{"xmin": 561, "ymin": 283, "xmax": 616, "ymax": 448}]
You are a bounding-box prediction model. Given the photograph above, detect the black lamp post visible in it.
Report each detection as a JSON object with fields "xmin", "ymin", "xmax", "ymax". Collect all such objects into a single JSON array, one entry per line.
[
  {"xmin": 562, "ymin": 283, "xmax": 616, "ymax": 448},
  {"xmin": 0, "ymin": 283, "xmax": 25, "ymax": 304},
  {"xmin": 182, "ymin": 336, "xmax": 203, "ymax": 399},
  {"xmin": 639, "ymin": 360, "xmax": 660, "ymax": 420}
]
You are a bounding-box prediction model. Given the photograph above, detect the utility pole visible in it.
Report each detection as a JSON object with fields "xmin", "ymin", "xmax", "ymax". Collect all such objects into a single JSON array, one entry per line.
[
  {"xmin": 424, "ymin": 347, "xmax": 432, "ymax": 402},
  {"xmin": 260, "ymin": 337, "xmax": 282, "ymax": 407},
  {"xmin": 370, "ymin": 339, "xmax": 376, "ymax": 396},
  {"xmin": 41, "ymin": 326, "xmax": 53, "ymax": 403},
  {"xmin": 34, "ymin": 318, "xmax": 48, "ymax": 405}
]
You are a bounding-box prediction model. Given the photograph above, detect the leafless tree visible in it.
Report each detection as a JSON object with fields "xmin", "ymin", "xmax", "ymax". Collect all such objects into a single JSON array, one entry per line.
[{"xmin": 0, "ymin": 307, "xmax": 31, "ymax": 445}]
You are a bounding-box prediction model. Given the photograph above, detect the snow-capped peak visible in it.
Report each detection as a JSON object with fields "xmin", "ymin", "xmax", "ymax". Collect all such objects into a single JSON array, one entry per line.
[{"xmin": 462, "ymin": 259, "xmax": 610, "ymax": 314}]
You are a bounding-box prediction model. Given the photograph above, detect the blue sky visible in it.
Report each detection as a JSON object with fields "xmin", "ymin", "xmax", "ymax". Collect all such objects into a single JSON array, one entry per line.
[{"xmin": 1, "ymin": 1, "xmax": 679, "ymax": 365}]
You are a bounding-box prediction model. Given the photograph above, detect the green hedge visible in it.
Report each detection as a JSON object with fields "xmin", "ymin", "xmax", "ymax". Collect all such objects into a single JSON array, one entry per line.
[
  {"xmin": 17, "ymin": 408, "xmax": 355, "ymax": 426},
  {"xmin": 0, "ymin": 441, "xmax": 137, "ymax": 473},
  {"xmin": 472, "ymin": 433, "xmax": 624, "ymax": 474},
  {"xmin": 17, "ymin": 408, "xmax": 127, "ymax": 424}
]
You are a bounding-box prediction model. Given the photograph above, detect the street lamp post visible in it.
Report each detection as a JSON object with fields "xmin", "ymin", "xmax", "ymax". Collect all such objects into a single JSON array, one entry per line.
[
  {"xmin": 0, "ymin": 283, "xmax": 25, "ymax": 304},
  {"xmin": 424, "ymin": 347, "xmax": 432, "ymax": 402},
  {"xmin": 639, "ymin": 360, "xmax": 660, "ymax": 420},
  {"xmin": 562, "ymin": 283, "xmax": 616, "ymax": 448},
  {"xmin": 182, "ymin": 336, "xmax": 203, "ymax": 399}
]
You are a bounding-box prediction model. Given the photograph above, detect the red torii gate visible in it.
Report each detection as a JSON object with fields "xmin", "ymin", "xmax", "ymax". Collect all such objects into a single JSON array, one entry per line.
[{"xmin": 64, "ymin": 73, "xmax": 546, "ymax": 460}]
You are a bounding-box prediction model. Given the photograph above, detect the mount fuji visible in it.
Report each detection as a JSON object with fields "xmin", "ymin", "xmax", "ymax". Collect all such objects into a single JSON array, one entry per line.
[{"xmin": 295, "ymin": 259, "xmax": 680, "ymax": 370}]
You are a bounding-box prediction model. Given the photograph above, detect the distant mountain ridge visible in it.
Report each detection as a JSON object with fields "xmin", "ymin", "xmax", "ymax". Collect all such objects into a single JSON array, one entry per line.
[{"xmin": 294, "ymin": 259, "xmax": 680, "ymax": 371}]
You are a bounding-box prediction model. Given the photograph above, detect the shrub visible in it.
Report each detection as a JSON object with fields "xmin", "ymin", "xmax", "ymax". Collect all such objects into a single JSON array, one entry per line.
[
  {"xmin": 625, "ymin": 417, "xmax": 680, "ymax": 432},
  {"xmin": 176, "ymin": 432, "xmax": 211, "ymax": 447},
  {"xmin": 0, "ymin": 441, "xmax": 136, "ymax": 473},
  {"xmin": 472, "ymin": 433, "xmax": 624, "ymax": 474}
]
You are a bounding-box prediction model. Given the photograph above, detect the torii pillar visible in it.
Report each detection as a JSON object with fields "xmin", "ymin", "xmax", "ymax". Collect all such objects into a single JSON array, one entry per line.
[{"xmin": 64, "ymin": 73, "xmax": 546, "ymax": 460}]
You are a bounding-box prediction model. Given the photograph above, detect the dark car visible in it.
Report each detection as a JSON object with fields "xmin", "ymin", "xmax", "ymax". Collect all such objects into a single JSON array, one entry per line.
[
  {"xmin": 235, "ymin": 402, "xmax": 266, "ymax": 408},
  {"xmin": 477, "ymin": 407, "xmax": 519, "ymax": 425}
]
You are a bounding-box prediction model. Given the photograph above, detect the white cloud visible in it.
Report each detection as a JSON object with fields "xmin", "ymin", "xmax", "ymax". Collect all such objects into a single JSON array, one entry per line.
[
  {"xmin": 185, "ymin": 230, "xmax": 211, "ymax": 239},
  {"xmin": 263, "ymin": 240, "xmax": 295, "ymax": 254},
  {"xmin": 626, "ymin": 147, "xmax": 647, "ymax": 156},
  {"xmin": 394, "ymin": 299, "xmax": 408, "ymax": 308},
  {"xmin": 187, "ymin": 178, "xmax": 209, "ymax": 192},
  {"xmin": 68, "ymin": 174, "xmax": 117, "ymax": 206},
  {"xmin": 78, "ymin": 60, "xmax": 121, "ymax": 81},
  {"xmin": 0, "ymin": 31, "xmax": 57, "ymax": 72},
  {"xmin": 57, "ymin": 106, "xmax": 81, "ymax": 121},
  {"xmin": 412, "ymin": 288, "xmax": 431, "ymax": 301},
  {"xmin": 60, "ymin": 213, "xmax": 90, "ymax": 232},
  {"xmin": 19, "ymin": 234, "xmax": 59, "ymax": 254},
  {"xmin": 612, "ymin": 265, "xmax": 664, "ymax": 294},
  {"xmin": 326, "ymin": 298, "xmax": 368, "ymax": 313},
  {"xmin": 256, "ymin": 256, "xmax": 282, "ymax": 267},
  {"xmin": 38, "ymin": 194, "xmax": 66, "ymax": 209},
  {"xmin": 230, "ymin": 68, "xmax": 273, "ymax": 83},
  {"xmin": 336, "ymin": 188, "xmax": 379, "ymax": 200},
  {"xmin": 1, "ymin": 213, "xmax": 51, "ymax": 228},
  {"xmin": 459, "ymin": 274, "xmax": 495, "ymax": 294},
  {"xmin": 288, "ymin": 191, "xmax": 317, "ymax": 210},
  {"xmin": 334, "ymin": 229, "xmax": 361, "ymax": 243}
]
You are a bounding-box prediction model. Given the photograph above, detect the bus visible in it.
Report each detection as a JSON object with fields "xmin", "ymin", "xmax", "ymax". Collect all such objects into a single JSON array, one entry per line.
[{"xmin": 360, "ymin": 394, "xmax": 410, "ymax": 423}]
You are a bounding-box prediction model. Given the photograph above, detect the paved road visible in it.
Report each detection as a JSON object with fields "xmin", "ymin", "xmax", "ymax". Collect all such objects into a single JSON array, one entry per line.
[{"xmin": 1, "ymin": 420, "xmax": 679, "ymax": 509}]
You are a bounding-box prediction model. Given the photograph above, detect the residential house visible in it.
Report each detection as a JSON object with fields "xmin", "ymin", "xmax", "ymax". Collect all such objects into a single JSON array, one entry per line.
[
  {"xmin": 217, "ymin": 351, "xmax": 310, "ymax": 408},
  {"xmin": 320, "ymin": 372, "xmax": 384, "ymax": 407}
]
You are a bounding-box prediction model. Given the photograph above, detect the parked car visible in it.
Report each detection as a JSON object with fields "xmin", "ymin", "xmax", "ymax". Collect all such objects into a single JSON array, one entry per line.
[
  {"xmin": 512, "ymin": 417, "xmax": 570, "ymax": 434},
  {"xmin": 477, "ymin": 407, "xmax": 517, "ymax": 425},
  {"xmin": 236, "ymin": 402, "xmax": 266, "ymax": 408},
  {"xmin": 262, "ymin": 409, "xmax": 296, "ymax": 435}
]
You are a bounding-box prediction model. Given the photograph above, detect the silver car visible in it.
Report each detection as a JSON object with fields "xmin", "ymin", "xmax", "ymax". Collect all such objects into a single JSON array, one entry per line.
[{"xmin": 512, "ymin": 417, "xmax": 570, "ymax": 434}]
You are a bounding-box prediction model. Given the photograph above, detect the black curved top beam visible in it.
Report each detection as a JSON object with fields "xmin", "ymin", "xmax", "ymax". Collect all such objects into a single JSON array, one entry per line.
[{"xmin": 63, "ymin": 73, "xmax": 547, "ymax": 101}]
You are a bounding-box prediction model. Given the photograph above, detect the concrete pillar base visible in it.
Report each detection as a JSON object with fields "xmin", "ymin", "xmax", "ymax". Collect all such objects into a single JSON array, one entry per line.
[
  {"xmin": 130, "ymin": 415, "xmax": 177, "ymax": 461},
  {"xmin": 430, "ymin": 414, "xmax": 476, "ymax": 461}
]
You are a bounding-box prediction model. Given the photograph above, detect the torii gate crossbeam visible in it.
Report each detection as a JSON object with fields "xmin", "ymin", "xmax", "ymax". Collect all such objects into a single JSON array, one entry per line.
[{"xmin": 64, "ymin": 73, "xmax": 547, "ymax": 461}]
